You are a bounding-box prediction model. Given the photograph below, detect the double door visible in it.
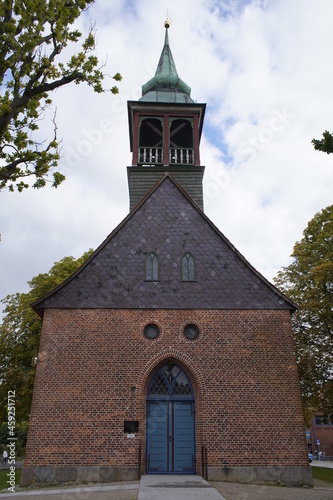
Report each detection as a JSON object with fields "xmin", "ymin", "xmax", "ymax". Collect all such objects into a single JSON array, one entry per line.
[{"xmin": 146, "ymin": 400, "xmax": 195, "ymax": 473}]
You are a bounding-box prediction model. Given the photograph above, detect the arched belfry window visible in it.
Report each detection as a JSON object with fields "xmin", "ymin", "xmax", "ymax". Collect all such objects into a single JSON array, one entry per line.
[
  {"xmin": 170, "ymin": 119, "xmax": 194, "ymax": 164},
  {"xmin": 145, "ymin": 252, "xmax": 159, "ymax": 281},
  {"xmin": 139, "ymin": 118, "xmax": 163, "ymax": 164},
  {"xmin": 170, "ymin": 119, "xmax": 193, "ymax": 148},
  {"xmin": 148, "ymin": 363, "xmax": 194, "ymax": 400},
  {"xmin": 182, "ymin": 253, "xmax": 195, "ymax": 281}
]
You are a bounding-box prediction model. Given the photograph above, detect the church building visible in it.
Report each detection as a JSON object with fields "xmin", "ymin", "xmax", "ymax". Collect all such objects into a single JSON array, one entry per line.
[{"xmin": 21, "ymin": 21, "xmax": 312, "ymax": 488}]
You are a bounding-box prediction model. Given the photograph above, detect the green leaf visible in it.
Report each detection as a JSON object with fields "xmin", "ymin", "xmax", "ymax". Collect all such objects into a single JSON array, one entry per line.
[
  {"xmin": 0, "ymin": 0, "xmax": 120, "ymax": 192},
  {"xmin": 0, "ymin": 249, "xmax": 94, "ymax": 423},
  {"xmin": 274, "ymin": 205, "xmax": 333, "ymax": 421},
  {"xmin": 312, "ymin": 130, "xmax": 333, "ymax": 154}
]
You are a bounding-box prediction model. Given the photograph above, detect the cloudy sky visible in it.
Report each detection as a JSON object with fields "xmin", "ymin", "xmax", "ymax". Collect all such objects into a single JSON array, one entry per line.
[{"xmin": 1, "ymin": 0, "xmax": 333, "ymax": 314}]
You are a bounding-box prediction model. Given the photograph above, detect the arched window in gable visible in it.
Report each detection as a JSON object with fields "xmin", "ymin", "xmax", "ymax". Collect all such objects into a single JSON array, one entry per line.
[
  {"xmin": 146, "ymin": 252, "xmax": 159, "ymax": 281},
  {"xmin": 182, "ymin": 253, "xmax": 195, "ymax": 281}
]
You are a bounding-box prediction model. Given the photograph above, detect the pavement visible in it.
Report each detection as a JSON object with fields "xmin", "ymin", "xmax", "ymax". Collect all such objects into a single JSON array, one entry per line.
[
  {"xmin": 0, "ymin": 462, "xmax": 332, "ymax": 499},
  {"xmin": 138, "ymin": 474, "xmax": 224, "ymax": 499},
  {"xmin": 0, "ymin": 461, "xmax": 24, "ymax": 471},
  {"xmin": 0, "ymin": 482, "xmax": 139, "ymax": 499},
  {"xmin": 212, "ymin": 479, "xmax": 333, "ymax": 500},
  {"xmin": 312, "ymin": 459, "xmax": 333, "ymax": 468}
]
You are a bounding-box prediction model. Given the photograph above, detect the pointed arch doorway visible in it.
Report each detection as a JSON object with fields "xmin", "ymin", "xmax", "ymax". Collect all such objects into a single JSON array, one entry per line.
[{"xmin": 146, "ymin": 363, "xmax": 196, "ymax": 474}]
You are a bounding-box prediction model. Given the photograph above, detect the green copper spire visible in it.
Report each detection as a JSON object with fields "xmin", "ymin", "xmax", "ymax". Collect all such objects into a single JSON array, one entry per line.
[{"xmin": 140, "ymin": 21, "xmax": 193, "ymax": 103}]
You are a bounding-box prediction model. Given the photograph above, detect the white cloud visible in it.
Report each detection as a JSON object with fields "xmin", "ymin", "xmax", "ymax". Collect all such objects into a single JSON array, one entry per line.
[{"xmin": 1, "ymin": 0, "xmax": 333, "ymax": 317}]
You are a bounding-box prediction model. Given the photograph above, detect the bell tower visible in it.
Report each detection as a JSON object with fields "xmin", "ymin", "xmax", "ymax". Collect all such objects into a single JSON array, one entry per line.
[{"xmin": 127, "ymin": 20, "xmax": 206, "ymax": 210}]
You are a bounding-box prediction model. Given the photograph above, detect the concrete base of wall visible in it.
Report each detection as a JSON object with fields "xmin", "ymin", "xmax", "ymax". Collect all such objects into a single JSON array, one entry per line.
[
  {"xmin": 19, "ymin": 465, "xmax": 139, "ymax": 487},
  {"xmin": 208, "ymin": 466, "xmax": 313, "ymax": 487}
]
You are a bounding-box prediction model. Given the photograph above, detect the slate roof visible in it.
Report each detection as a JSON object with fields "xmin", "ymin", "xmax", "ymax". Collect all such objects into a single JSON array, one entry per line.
[{"xmin": 32, "ymin": 174, "xmax": 296, "ymax": 315}]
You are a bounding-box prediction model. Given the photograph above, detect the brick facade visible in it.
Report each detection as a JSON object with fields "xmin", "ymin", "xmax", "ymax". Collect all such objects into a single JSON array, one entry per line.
[{"xmin": 23, "ymin": 307, "xmax": 311, "ymax": 486}]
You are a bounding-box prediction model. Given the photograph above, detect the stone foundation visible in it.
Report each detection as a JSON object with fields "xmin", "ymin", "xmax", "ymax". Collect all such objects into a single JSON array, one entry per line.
[
  {"xmin": 208, "ymin": 466, "xmax": 313, "ymax": 487},
  {"xmin": 19, "ymin": 465, "xmax": 139, "ymax": 487},
  {"xmin": 20, "ymin": 465, "xmax": 313, "ymax": 488}
]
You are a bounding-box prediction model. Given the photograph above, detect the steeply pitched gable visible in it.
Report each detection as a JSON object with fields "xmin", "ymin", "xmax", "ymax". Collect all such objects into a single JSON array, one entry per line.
[{"xmin": 32, "ymin": 175, "xmax": 296, "ymax": 315}]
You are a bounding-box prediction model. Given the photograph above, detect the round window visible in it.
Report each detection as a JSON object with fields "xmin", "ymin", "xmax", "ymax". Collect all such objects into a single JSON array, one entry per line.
[
  {"xmin": 144, "ymin": 324, "xmax": 160, "ymax": 339},
  {"xmin": 184, "ymin": 323, "xmax": 199, "ymax": 340}
]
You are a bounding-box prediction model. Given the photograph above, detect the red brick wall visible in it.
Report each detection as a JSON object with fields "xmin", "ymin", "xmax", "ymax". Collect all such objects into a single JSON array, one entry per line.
[{"xmin": 24, "ymin": 308, "xmax": 308, "ymax": 471}]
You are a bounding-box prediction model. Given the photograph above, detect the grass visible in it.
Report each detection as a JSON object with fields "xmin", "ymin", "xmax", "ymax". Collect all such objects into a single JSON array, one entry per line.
[
  {"xmin": 312, "ymin": 466, "xmax": 333, "ymax": 484},
  {"xmin": 0, "ymin": 468, "xmax": 21, "ymax": 491}
]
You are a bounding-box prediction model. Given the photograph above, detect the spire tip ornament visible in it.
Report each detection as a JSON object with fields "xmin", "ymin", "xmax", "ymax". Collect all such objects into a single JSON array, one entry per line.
[{"xmin": 164, "ymin": 12, "xmax": 172, "ymax": 29}]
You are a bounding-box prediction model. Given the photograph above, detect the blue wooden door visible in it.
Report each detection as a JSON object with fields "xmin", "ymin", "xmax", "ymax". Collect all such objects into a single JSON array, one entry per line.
[
  {"xmin": 147, "ymin": 400, "xmax": 195, "ymax": 473},
  {"xmin": 173, "ymin": 401, "xmax": 195, "ymax": 472},
  {"xmin": 147, "ymin": 401, "xmax": 168, "ymax": 472},
  {"xmin": 146, "ymin": 364, "xmax": 195, "ymax": 474}
]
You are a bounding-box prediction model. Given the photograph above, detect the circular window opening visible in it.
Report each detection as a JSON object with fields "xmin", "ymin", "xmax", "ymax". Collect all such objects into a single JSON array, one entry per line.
[
  {"xmin": 144, "ymin": 324, "xmax": 160, "ymax": 339},
  {"xmin": 184, "ymin": 323, "xmax": 199, "ymax": 340}
]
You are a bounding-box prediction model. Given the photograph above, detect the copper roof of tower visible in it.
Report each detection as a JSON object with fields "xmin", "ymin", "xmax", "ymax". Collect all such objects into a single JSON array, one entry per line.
[{"xmin": 140, "ymin": 23, "xmax": 194, "ymax": 103}]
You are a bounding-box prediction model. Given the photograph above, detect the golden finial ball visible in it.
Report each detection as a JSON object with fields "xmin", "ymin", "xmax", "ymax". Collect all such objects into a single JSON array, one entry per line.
[{"xmin": 164, "ymin": 13, "xmax": 172, "ymax": 29}]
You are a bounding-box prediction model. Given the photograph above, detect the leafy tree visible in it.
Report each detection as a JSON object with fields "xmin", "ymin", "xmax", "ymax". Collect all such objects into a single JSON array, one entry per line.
[
  {"xmin": 312, "ymin": 130, "xmax": 333, "ymax": 154},
  {"xmin": 0, "ymin": 249, "xmax": 93, "ymax": 423},
  {"xmin": 0, "ymin": 0, "xmax": 122, "ymax": 192},
  {"xmin": 274, "ymin": 205, "xmax": 333, "ymax": 423}
]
